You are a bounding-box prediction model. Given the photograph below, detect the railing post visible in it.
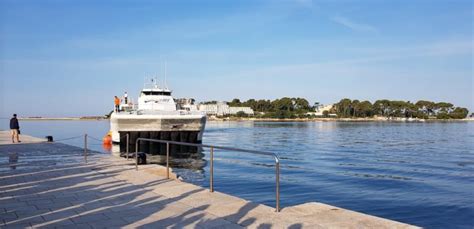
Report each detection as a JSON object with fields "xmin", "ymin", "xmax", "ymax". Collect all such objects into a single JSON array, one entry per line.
[
  {"xmin": 84, "ymin": 134, "xmax": 88, "ymax": 163},
  {"xmin": 166, "ymin": 142, "xmax": 170, "ymax": 179},
  {"xmin": 210, "ymin": 146, "xmax": 214, "ymax": 193},
  {"xmin": 126, "ymin": 133, "xmax": 129, "ymax": 160},
  {"xmin": 135, "ymin": 139, "xmax": 138, "ymax": 171},
  {"xmin": 275, "ymin": 158, "xmax": 280, "ymax": 212}
]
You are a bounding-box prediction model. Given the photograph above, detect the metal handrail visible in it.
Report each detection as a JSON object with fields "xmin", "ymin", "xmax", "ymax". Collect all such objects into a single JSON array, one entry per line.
[
  {"xmin": 135, "ymin": 137, "xmax": 281, "ymax": 212},
  {"xmin": 84, "ymin": 134, "xmax": 88, "ymax": 163}
]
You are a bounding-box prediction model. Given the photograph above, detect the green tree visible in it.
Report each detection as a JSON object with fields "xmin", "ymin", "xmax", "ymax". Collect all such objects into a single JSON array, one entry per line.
[
  {"xmin": 436, "ymin": 112, "xmax": 450, "ymax": 119},
  {"xmin": 351, "ymin": 100, "xmax": 360, "ymax": 117},
  {"xmin": 235, "ymin": 111, "xmax": 248, "ymax": 117},
  {"xmin": 243, "ymin": 99, "xmax": 257, "ymax": 110},
  {"xmin": 404, "ymin": 102, "xmax": 418, "ymax": 118},
  {"xmin": 202, "ymin": 101, "xmax": 218, "ymax": 105},
  {"xmin": 355, "ymin": 101, "xmax": 373, "ymax": 117},
  {"xmin": 435, "ymin": 102, "xmax": 454, "ymax": 113},
  {"xmin": 449, "ymin": 107, "xmax": 469, "ymax": 119},
  {"xmin": 313, "ymin": 102, "xmax": 320, "ymax": 110},
  {"xmin": 335, "ymin": 98, "xmax": 352, "ymax": 117},
  {"xmin": 221, "ymin": 97, "xmax": 467, "ymax": 120},
  {"xmin": 272, "ymin": 97, "xmax": 294, "ymax": 112},
  {"xmin": 273, "ymin": 110, "xmax": 291, "ymax": 119},
  {"xmin": 293, "ymin": 98, "xmax": 310, "ymax": 112},
  {"xmin": 255, "ymin": 99, "xmax": 273, "ymax": 112},
  {"xmin": 373, "ymin": 100, "xmax": 391, "ymax": 116},
  {"xmin": 322, "ymin": 110, "xmax": 329, "ymax": 118},
  {"xmin": 228, "ymin": 99, "xmax": 242, "ymax": 107},
  {"xmin": 415, "ymin": 100, "xmax": 435, "ymax": 116}
]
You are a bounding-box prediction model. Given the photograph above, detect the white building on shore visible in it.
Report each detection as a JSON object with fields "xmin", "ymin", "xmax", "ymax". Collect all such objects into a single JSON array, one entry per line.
[
  {"xmin": 198, "ymin": 102, "xmax": 254, "ymax": 116},
  {"xmin": 307, "ymin": 104, "xmax": 336, "ymax": 117},
  {"xmin": 315, "ymin": 104, "xmax": 334, "ymax": 116}
]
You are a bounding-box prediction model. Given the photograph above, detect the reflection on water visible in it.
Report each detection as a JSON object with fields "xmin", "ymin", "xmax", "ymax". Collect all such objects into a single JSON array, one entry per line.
[
  {"xmin": 102, "ymin": 143, "xmax": 112, "ymax": 152},
  {"xmin": 145, "ymin": 145, "xmax": 206, "ymax": 171},
  {"xmin": 9, "ymin": 152, "xmax": 18, "ymax": 170},
  {"xmin": 195, "ymin": 121, "xmax": 474, "ymax": 229},
  {"xmin": 111, "ymin": 142, "xmax": 206, "ymax": 172}
]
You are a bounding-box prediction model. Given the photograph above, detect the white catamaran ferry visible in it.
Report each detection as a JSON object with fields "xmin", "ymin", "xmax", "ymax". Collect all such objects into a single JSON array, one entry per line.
[{"xmin": 110, "ymin": 79, "xmax": 207, "ymax": 147}]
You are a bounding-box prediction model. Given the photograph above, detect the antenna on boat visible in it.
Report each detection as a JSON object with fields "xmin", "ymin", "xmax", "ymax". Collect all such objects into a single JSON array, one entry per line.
[
  {"xmin": 159, "ymin": 56, "xmax": 163, "ymax": 88},
  {"xmin": 164, "ymin": 61, "xmax": 168, "ymax": 90}
]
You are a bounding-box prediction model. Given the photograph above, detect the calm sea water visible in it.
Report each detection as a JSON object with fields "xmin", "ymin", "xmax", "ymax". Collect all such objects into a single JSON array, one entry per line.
[{"xmin": 1, "ymin": 119, "xmax": 473, "ymax": 228}]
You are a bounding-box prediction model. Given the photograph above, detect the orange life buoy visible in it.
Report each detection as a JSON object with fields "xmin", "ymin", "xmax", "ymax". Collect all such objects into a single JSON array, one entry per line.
[{"xmin": 102, "ymin": 135, "xmax": 112, "ymax": 145}]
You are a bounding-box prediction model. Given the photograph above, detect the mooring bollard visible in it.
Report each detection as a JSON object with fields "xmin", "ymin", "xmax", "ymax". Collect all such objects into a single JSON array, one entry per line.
[{"xmin": 84, "ymin": 134, "xmax": 88, "ymax": 163}]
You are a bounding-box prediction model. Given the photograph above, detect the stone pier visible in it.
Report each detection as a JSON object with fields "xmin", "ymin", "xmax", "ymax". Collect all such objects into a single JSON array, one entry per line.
[{"xmin": 0, "ymin": 131, "xmax": 419, "ymax": 228}]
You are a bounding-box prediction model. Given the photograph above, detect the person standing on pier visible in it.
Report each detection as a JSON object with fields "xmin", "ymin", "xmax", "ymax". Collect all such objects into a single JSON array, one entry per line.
[
  {"xmin": 114, "ymin": 96, "xmax": 121, "ymax": 112},
  {"xmin": 124, "ymin": 91, "xmax": 128, "ymax": 104},
  {"xmin": 10, "ymin": 114, "xmax": 21, "ymax": 143}
]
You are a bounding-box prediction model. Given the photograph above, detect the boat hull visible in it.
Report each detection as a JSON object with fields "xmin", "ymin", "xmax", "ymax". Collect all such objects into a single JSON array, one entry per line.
[{"xmin": 110, "ymin": 113, "xmax": 207, "ymax": 144}]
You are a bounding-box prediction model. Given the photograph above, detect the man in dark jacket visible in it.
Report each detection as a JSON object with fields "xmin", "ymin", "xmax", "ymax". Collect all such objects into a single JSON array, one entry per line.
[{"xmin": 10, "ymin": 114, "xmax": 21, "ymax": 143}]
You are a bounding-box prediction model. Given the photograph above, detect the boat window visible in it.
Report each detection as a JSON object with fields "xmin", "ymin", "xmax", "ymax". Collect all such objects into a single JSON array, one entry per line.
[{"xmin": 142, "ymin": 91, "xmax": 171, "ymax": 96}]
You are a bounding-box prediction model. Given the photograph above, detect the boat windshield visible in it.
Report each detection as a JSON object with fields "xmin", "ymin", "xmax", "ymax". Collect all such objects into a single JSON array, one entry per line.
[{"xmin": 142, "ymin": 91, "xmax": 171, "ymax": 96}]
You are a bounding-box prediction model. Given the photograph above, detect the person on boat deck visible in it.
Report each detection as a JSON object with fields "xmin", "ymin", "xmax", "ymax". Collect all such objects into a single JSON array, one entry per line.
[
  {"xmin": 10, "ymin": 114, "xmax": 21, "ymax": 143},
  {"xmin": 124, "ymin": 92, "xmax": 128, "ymax": 104},
  {"xmin": 114, "ymin": 96, "xmax": 121, "ymax": 112}
]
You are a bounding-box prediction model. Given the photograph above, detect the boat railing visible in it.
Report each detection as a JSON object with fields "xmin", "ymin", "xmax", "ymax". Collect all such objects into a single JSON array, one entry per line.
[{"xmin": 132, "ymin": 137, "xmax": 281, "ymax": 212}]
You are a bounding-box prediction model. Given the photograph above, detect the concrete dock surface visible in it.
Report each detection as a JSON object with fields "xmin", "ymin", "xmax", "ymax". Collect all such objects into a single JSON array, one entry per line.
[
  {"xmin": 0, "ymin": 131, "xmax": 420, "ymax": 228},
  {"xmin": 0, "ymin": 131, "xmax": 46, "ymax": 145}
]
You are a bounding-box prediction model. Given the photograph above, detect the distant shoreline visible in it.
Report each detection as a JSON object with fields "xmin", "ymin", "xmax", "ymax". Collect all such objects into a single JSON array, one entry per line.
[
  {"xmin": 209, "ymin": 117, "xmax": 474, "ymax": 122},
  {"xmin": 17, "ymin": 117, "xmax": 474, "ymax": 122},
  {"xmin": 19, "ymin": 117, "xmax": 106, "ymax": 121}
]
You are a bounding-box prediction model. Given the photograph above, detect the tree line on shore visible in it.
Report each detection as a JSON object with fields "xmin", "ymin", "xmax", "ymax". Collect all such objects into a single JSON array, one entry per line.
[
  {"xmin": 334, "ymin": 99, "xmax": 469, "ymax": 119},
  {"xmin": 202, "ymin": 98, "xmax": 470, "ymax": 119},
  {"xmin": 228, "ymin": 98, "xmax": 312, "ymax": 119}
]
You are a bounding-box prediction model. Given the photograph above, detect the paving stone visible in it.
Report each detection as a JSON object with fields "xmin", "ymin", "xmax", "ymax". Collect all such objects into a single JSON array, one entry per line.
[
  {"xmin": 0, "ymin": 212, "xmax": 18, "ymax": 222},
  {"xmin": 2, "ymin": 201, "xmax": 30, "ymax": 211},
  {"xmin": 52, "ymin": 196, "xmax": 78, "ymax": 203},
  {"xmin": 18, "ymin": 215, "xmax": 45, "ymax": 225},
  {"xmin": 88, "ymin": 218, "xmax": 129, "ymax": 229},
  {"xmin": 36, "ymin": 201, "xmax": 73, "ymax": 211},
  {"xmin": 70, "ymin": 213, "xmax": 110, "ymax": 224},
  {"xmin": 193, "ymin": 215, "xmax": 239, "ymax": 229},
  {"xmin": 41, "ymin": 209, "xmax": 80, "ymax": 221},
  {"xmin": 122, "ymin": 214, "xmax": 147, "ymax": 224},
  {"xmin": 103, "ymin": 209, "xmax": 144, "ymax": 219},
  {"xmin": 54, "ymin": 223, "xmax": 92, "ymax": 229},
  {"xmin": 26, "ymin": 199, "xmax": 54, "ymax": 206},
  {"xmin": 2, "ymin": 221, "xmax": 32, "ymax": 229},
  {"xmin": 14, "ymin": 208, "xmax": 50, "ymax": 218},
  {"xmin": 205, "ymin": 222, "xmax": 245, "ymax": 229},
  {"xmin": 34, "ymin": 218, "xmax": 75, "ymax": 228},
  {"xmin": 0, "ymin": 198, "xmax": 20, "ymax": 205}
]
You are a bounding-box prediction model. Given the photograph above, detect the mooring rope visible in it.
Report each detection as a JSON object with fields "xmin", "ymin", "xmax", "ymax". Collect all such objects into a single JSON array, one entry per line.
[
  {"xmin": 87, "ymin": 135, "xmax": 103, "ymax": 142},
  {"xmin": 52, "ymin": 133, "xmax": 127, "ymax": 143},
  {"xmin": 54, "ymin": 135, "xmax": 84, "ymax": 142},
  {"xmin": 88, "ymin": 143, "xmax": 104, "ymax": 146}
]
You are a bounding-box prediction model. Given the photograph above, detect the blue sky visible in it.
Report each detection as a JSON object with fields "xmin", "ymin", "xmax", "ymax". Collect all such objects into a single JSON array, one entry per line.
[{"xmin": 0, "ymin": 0, "xmax": 472, "ymax": 117}]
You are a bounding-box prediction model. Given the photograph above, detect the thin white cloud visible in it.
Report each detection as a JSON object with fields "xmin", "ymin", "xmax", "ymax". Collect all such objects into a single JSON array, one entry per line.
[{"xmin": 332, "ymin": 16, "xmax": 377, "ymax": 32}]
